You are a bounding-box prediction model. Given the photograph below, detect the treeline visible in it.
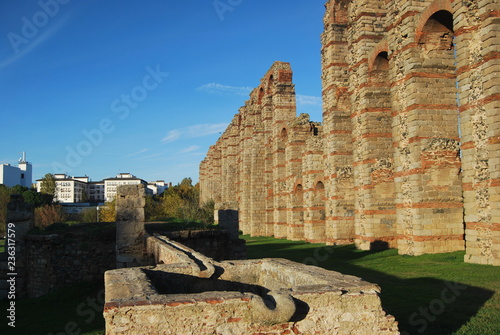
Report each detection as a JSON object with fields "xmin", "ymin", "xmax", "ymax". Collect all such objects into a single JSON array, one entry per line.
[
  {"xmin": 0, "ymin": 177, "xmax": 214, "ymax": 236},
  {"xmin": 101, "ymin": 178, "xmax": 214, "ymax": 224},
  {"xmin": 0, "ymin": 184, "xmax": 56, "ymax": 236},
  {"xmin": 146, "ymin": 178, "xmax": 214, "ymax": 224}
]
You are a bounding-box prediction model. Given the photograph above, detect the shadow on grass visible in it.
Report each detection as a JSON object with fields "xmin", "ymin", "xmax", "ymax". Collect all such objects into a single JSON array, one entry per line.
[
  {"xmin": 333, "ymin": 262, "xmax": 494, "ymax": 335},
  {"xmin": 245, "ymin": 240, "xmax": 496, "ymax": 335},
  {"xmin": 0, "ymin": 281, "xmax": 105, "ymax": 335}
]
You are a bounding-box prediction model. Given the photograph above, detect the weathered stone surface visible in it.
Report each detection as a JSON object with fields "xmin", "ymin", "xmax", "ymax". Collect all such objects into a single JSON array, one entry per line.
[
  {"xmin": 104, "ymin": 258, "xmax": 399, "ymax": 334},
  {"xmin": 199, "ymin": 1, "xmax": 500, "ymax": 265},
  {"xmin": 0, "ymin": 195, "xmax": 35, "ymax": 299},
  {"xmin": 116, "ymin": 184, "xmax": 146, "ymax": 268}
]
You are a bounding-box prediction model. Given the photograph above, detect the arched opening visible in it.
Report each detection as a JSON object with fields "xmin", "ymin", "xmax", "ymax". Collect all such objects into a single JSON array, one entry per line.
[
  {"xmin": 370, "ymin": 51, "xmax": 389, "ymax": 83},
  {"xmin": 267, "ymin": 75, "xmax": 274, "ymax": 94},
  {"xmin": 288, "ymin": 183, "xmax": 304, "ymax": 241},
  {"xmin": 304, "ymin": 181, "xmax": 326, "ymax": 243},
  {"xmin": 273, "ymin": 128, "xmax": 288, "ymax": 238},
  {"xmin": 355, "ymin": 46, "xmax": 396, "ymax": 250},
  {"xmin": 257, "ymin": 87, "xmax": 265, "ymax": 105},
  {"xmin": 281, "ymin": 128, "xmax": 288, "ymax": 141},
  {"xmin": 396, "ymin": 8, "xmax": 464, "ymax": 255},
  {"xmin": 315, "ymin": 181, "xmax": 324, "ymax": 191},
  {"xmin": 329, "ymin": 0, "xmax": 349, "ymax": 25},
  {"xmin": 418, "ymin": 10, "xmax": 454, "ymax": 52}
]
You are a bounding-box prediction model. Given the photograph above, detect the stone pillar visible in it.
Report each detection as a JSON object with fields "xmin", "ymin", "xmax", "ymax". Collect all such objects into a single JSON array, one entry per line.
[
  {"xmin": 0, "ymin": 194, "xmax": 34, "ymax": 299},
  {"xmin": 386, "ymin": 0, "xmax": 464, "ymax": 256},
  {"xmin": 457, "ymin": 0, "xmax": 500, "ymax": 266},
  {"xmin": 115, "ymin": 185, "xmax": 146, "ymax": 268},
  {"xmin": 215, "ymin": 202, "xmax": 240, "ymax": 240},
  {"xmin": 303, "ymin": 124, "xmax": 326, "ymax": 243},
  {"xmin": 321, "ymin": 0, "xmax": 355, "ymax": 245}
]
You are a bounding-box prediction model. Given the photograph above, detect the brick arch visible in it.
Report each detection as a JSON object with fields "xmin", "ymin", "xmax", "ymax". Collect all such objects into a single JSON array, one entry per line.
[
  {"xmin": 280, "ymin": 127, "xmax": 288, "ymax": 141},
  {"xmin": 294, "ymin": 183, "xmax": 303, "ymax": 193},
  {"xmin": 266, "ymin": 75, "xmax": 274, "ymax": 94},
  {"xmin": 257, "ymin": 87, "xmax": 265, "ymax": 105},
  {"xmin": 325, "ymin": 0, "xmax": 350, "ymax": 25},
  {"xmin": 312, "ymin": 177, "xmax": 325, "ymax": 190},
  {"xmin": 415, "ymin": 0, "xmax": 453, "ymax": 43},
  {"xmin": 368, "ymin": 39, "xmax": 389, "ymax": 72}
]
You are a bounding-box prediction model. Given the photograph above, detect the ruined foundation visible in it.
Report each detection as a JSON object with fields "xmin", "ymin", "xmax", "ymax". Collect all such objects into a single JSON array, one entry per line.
[{"xmin": 104, "ymin": 235, "xmax": 399, "ymax": 334}]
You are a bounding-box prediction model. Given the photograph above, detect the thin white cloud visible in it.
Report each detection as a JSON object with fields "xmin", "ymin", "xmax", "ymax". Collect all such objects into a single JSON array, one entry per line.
[
  {"xmin": 197, "ymin": 82, "xmax": 252, "ymax": 96},
  {"xmin": 0, "ymin": 13, "xmax": 71, "ymax": 69},
  {"xmin": 162, "ymin": 129, "xmax": 182, "ymax": 143},
  {"xmin": 186, "ymin": 123, "xmax": 228, "ymax": 138},
  {"xmin": 296, "ymin": 94, "xmax": 322, "ymax": 106},
  {"xmin": 126, "ymin": 148, "xmax": 149, "ymax": 157},
  {"xmin": 161, "ymin": 123, "xmax": 228, "ymax": 143},
  {"xmin": 178, "ymin": 145, "xmax": 201, "ymax": 154}
]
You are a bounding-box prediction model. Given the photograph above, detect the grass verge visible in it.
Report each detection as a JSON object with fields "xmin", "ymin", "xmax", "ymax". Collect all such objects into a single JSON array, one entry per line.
[
  {"xmin": 0, "ymin": 281, "xmax": 105, "ymax": 335},
  {"xmin": 2, "ymin": 235, "xmax": 498, "ymax": 334},
  {"xmin": 243, "ymin": 235, "xmax": 500, "ymax": 335}
]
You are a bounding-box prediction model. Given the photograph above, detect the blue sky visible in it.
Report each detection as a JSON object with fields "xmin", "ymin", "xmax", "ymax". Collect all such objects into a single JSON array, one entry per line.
[{"xmin": 0, "ymin": 0, "xmax": 325, "ymax": 185}]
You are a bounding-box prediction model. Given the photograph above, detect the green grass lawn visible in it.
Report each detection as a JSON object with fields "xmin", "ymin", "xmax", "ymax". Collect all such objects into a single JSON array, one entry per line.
[
  {"xmin": 0, "ymin": 282, "xmax": 105, "ymax": 335},
  {"xmin": 243, "ymin": 235, "xmax": 500, "ymax": 335}
]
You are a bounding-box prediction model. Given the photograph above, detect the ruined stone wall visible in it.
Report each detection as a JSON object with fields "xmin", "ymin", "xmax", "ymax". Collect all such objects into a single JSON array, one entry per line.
[
  {"xmin": 200, "ymin": 1, "xmax": 500, "ymax": 264},
  {"xmin": 104, "ymin": 258, "xmax": 399, "ymax": 334},
  {"xmin": 159, "ymin": 230, "xmax": 246, "ymax": 261},
  {"xmin": 0, "ymin": 195, "xmax": 35, "ymax": 299},
  {"xmin": 24, "ymin": 231, "xmax": 115, "ymax": 298}
]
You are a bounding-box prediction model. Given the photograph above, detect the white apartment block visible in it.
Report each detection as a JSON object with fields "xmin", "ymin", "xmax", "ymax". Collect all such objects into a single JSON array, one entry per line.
[
  {"xmin": 147, "ymin": 180, "xmax": 169, "ymax": 195},
  {"xmin": 88, "ymin": 181, "xmax": 105, "ymax": 202},
  {"xmin": 36, "ymin": 172, "xmax": 164, "ymax": 203},
  {"xmin": 36, "ymin": 174, "xmax": 88, "ymax": 204},
  {"xmin": 104, "ymin": 173, "xmax": 150, "ymax": 201},
  {"xmin": 0, "ymin": 152, "xmax": 32, "ymax": 188}
]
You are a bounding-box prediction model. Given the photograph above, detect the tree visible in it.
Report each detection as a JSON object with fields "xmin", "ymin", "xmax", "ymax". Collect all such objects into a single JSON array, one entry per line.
[
  {"xmin": 34, "ymin": 204, "xmax": 66, "ymax": 228},
  {"xmin": 22, "ymin": 189, "xmax": 53, "ymax": 207},
  {"xmin": 99, "ymin": 200, "xmax": 116, "ymax": 222},
  {"xmin": 40, "ymin": 173, "xmax": 56, "ymax": 196},
  {"xmin": 0, "ymin": 185, "xmax": 10, "ymax": 236},
  {"xmin": 145, "ymin": 195, "xmax": 163, "ymax": 221}
]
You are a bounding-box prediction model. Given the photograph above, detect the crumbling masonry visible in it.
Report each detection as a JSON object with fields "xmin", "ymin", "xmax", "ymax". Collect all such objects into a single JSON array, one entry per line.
[{"xmin": 200, "ymin": 0, "xmax": 500, "ymax": 265}]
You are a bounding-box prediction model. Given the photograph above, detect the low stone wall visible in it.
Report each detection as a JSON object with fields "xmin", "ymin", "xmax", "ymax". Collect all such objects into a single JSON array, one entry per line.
[
  {"xmin": 104, "ymin": 259, "xmax": 399, "ymax": 334},
  {"xmin": 160, "ymin": 229, "xmax": 246, "ymax": 261},
  {"xmin": 146, "ymin": 235, "xmax": 217, "ymax": 278},
  {"xmin": 25, "ymin": 226, "xmax": 116, "ymax": 298}
]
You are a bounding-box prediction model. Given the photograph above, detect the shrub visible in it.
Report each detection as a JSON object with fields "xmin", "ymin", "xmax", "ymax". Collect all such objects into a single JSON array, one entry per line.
[
  {"xmin": 80, "ymin": 208, "xmax": 98, "ymax": 223},
  {"xmin": 35, "ymin": 204, "xmax": 67, "ymax": 228},
  {"xmin": 99, "ymin": 200, "xmax": 116, "ymax": 222}
]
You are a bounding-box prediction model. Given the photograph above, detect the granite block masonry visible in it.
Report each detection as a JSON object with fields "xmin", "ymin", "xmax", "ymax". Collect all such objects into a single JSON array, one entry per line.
[
  {"xmin": 104, "ymin": 235, "xmax": 399, "ymax": 334},
  {"xmin": 116, "ymin": 184, "xmax": 147, "ymax": 268},
  {"xmin": 199, "ymin": 0, "xmax": 500, "ymax": 266}
]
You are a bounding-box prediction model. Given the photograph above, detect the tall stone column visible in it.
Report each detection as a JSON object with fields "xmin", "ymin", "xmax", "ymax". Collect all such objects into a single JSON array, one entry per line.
[
  {"xmin": 322, "ymin": 0, "xmax": 355, "ymax": 245},
  {"xmin": 457, "ymin": 0, "xmax": 500, "ymax": 265},
  {"xmin": 115, "ymin": 184, "xmax": 146, "ymax": 268}
]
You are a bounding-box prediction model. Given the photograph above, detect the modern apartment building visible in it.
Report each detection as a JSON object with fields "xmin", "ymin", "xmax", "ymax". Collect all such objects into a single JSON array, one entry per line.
[
  {"xmin": 147, "ymin": 180, "xmax": 168, "ymax": 195},
  {"xmin": 88, "ymin": 181, "xmax": 105, "ymax": 202},
  {"xmin": 36, "ymin": 174, "xmax": 88, "ymax": 203},
  {"xmin": 36, "ymin": 172, "xmax": 164, "ymax": 203},
  {"xmin": 103, "ymin": 173, "xmax": 149, "ymax": 201}
]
